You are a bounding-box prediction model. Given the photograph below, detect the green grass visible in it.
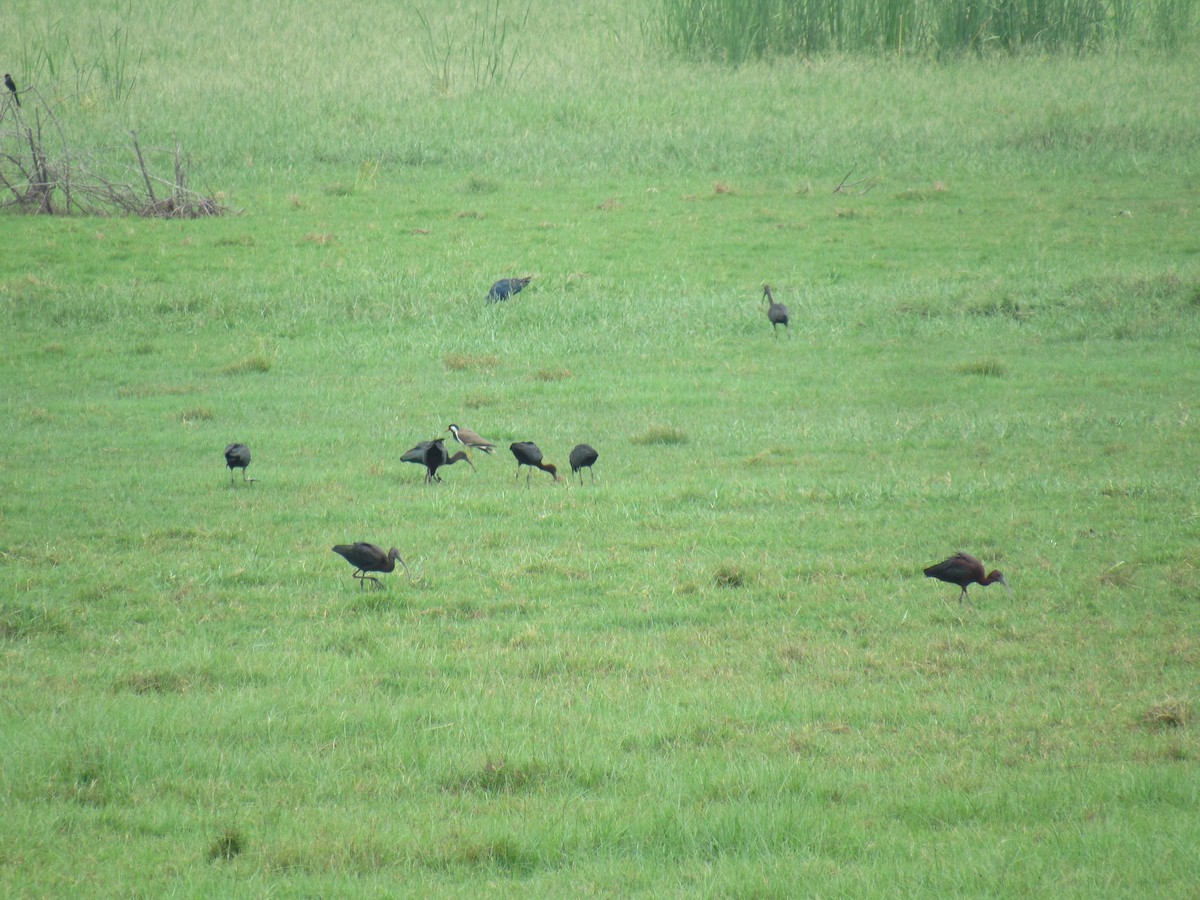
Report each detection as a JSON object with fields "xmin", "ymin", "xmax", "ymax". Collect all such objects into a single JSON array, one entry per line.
[{"xmin": 2, "ymin": 0, "xmax": 1199, "ymax": 895}]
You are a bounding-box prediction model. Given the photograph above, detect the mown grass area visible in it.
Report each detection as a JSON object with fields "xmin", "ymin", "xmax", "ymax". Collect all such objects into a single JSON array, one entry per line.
[{"xmin": 2, "ymin": 0, "xmax": 1199, "ymax": 895}]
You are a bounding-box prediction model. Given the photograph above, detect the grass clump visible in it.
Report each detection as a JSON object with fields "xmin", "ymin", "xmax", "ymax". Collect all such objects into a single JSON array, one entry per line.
[
  {"xmin": 631, "ymin": 425, "xmax": 688, "ymax": 445},
  {"xmin": 221, "ymin": 354, "xmax": 272, "ymax": 375},
  {"xmin": 208, "ymin": 828, "xmax": 245, "ymax": 862},
  {"xmin": 713, "ymin": 564, "xmax": 748, "ymax": 588},
  {"xmin": 1143, "ymin": 699, "xmax": 1189, "ymax": 730},
  {"xmin": 954, "ymin": 358, "xmax": 1008, "ymax": 377},
  {"xmin": 444, "ymin": 353, "xmax": 501, "ymax": 372}
]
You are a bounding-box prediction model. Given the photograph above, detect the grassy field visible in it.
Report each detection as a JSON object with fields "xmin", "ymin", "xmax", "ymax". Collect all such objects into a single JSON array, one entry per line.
[{"xmin": 2, "ymin": 1, "xmax": 1199, "ymax": 895}]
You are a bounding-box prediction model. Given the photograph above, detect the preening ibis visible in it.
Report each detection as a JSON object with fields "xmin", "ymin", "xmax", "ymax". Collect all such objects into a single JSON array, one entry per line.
[
  {"xmin": 487, "ymin": 277, "xmax": 532, "ymax": 302},
  {"xmin": 569, "ymin": 444, "xmax": 599, "ymax": 483},
  {"xmin": 332, "ymin": 542, "xmax": 409, "ymax": 589},
  {"xmin": 224, "ymin": 443, "xmax": 254, "ymax": 483},
  {"xmin": 510, "ymin": 441, "xmax": 559, "ymax": 482},
  {"xmin": 447, "ymin": 424, "xmax": 496, "ymax": 454},
  {"xmin": 763, "ymin": 284, "xmax": 789, "ymax": 338},
  {"xmin": 923, "ymin": 552, "xmax": 1010, "ymax": 605},
  {"xmin": 4, "ymin": 74, "xmax": 18, "ymax": 108},
  {"xmin": 401, "ymin": 438, "xmax": 474, "ymax": 483}
]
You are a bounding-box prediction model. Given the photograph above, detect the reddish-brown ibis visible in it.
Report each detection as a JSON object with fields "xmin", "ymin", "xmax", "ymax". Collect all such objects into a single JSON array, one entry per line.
[
  {"xmin": 923, "ymin": 552, "xmax": 1009, "ymax": 605},
  {"xmin": 763, "ymin": 284, "xmax": 789, "ymax": 338},
  {"xmin": 447, "ymin": 424, "xmax": 496, "ymax": 455},
  {"xmin": 569, "ymin": 444, "xmax": 599, "ymax": 483},
  {"xmin": 401, "ymin": 438, "xmax": 475, "ymax": 483},
  {"xmin": 332, "ymin": 542, "xmax": 409, "ymax": 589},
  {"xmin": 224, "ymin": 443, "xmax": 254, "ymax": 483},
  {"xmin": 510, "ymin": 441, "xmax": 559, "ymax": 482}
]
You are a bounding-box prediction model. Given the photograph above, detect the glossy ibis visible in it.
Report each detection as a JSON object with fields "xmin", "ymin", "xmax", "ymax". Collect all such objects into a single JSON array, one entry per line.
[
  {"xmin": 569, "ymin": 444, "xmax": 599, "ymax": 483},
  {"xmin": 4, "ymin": 74, "xmax": 18, "ymax": 108},
  {"xmin": 401, "ymin": 438, "xmax": 474, "ymax": 483},
  {"xmin": 487, "ymin": 276, "xmax": 532, "ymax": 303},
  {"xmin": 510, "ymin": 441, "xmax": 559, "ymax": 482},
  {"xmin": 224, "ymin": 443, "xmax": 254, "ymax": 483},
  {"xmin": 332, "ymin": 542, "xmax": 409, "ymax": 589},
  {"xmin": 447, "ymin": 424, "xmax": 496, "ymax": 455},
  {"xmin": 763, "ymin": 284, "xmax": 789, "ymax": 338},
  {"xmin": 923, "ymin": 552, "xmax": 1010, "ymax": 605}
]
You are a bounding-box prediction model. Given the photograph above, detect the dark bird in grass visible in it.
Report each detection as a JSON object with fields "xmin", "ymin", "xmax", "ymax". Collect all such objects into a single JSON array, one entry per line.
[
  {"xmin": 763, "ymin": 284, "xmax": 789, "ymax": 338},
  {"xmin": 510, "ymin": 441, "xmax": 559, "ymax": 482},
  {"xmin": 4, "ymin": 74, "xmax": 19, "ymax": 108},
  {"xmin": 401, "ymin": 438, "xmax": 475, "ymax": 483},
  {"xmin": 447, "ymin": 423, "xmax": 496, "ymax": 455},
  {"xmin": 224, "ymin": 443, "xmax": 254, "ymax": 483},
  {"xmin": 923, "ymin": 551, "xmax": 1010, "ymax": 606},
  {"xmin": 332, "ymin": 542, "xmax": 409, "ymax": 589},
  {"xmin": 487, "ymin": 276, "xmax": 532, "ymax": 303},
  {"xmin": 569, "ymin": 443, "xmax": 599, "ymax": 483}
]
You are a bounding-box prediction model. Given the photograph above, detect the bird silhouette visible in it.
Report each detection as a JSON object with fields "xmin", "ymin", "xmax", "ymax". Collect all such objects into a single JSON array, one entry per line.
[
  {"xmin": 923, "ymin": 552, "xmax": 1010, "ymax": 605},
  {"xmin": 332, "ymin": 542, "xmax": 409, "ymax": 589},
  {"xmin": 401, "ymin": 438, "xmax": 475, "ymax": 483},
  {"xmin": 510, "ymin": 441, "xmax": 559, "ymax": 482},
  {"xmin": 447, "ymin": 424, "xmax": 496, "ymax": 454},
  {"xmin": 569, "ymin": 444, "xmax": 599, "ymax": 483},
  {"xmin": 487, "ymin": 277, "xmax": 532, "ymax": 303},
  {"xmin": 224, "ymin": 443, "xmax": 254, "ymax": 483},
  {"xmin": 763, "ymin": 284, "xmax": 789, "ymax": 338},
  {"xmin": 4, "ymin": 74, "xmax": 19, "ymax": 108}
]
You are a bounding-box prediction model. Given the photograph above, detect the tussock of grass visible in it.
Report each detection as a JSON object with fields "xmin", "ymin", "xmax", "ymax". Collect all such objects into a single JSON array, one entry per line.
[
  {"xmin": 895, "ymin": 183, "xmax": 949, "ymax": 201},
  {"xmin": 955, "ymin": 358, "xmax": 1008, "ymax": 377},
  {"xmin": 464, "ymin": 174, "xmax": 500, "ymax": 194},
  {"xmin": 631, "ymin": 425, "xmax": 688, "ymax": 445},
  {"xmin": 301, "ymin": 232, "xmax": 336, "ymax": 245},
  {"xmin": 42, "ymin": 342, "xmax": 66, "ymax": 355},
  {"xmin": 444, "ymin": 758, "xmax": 547, "ymax": 794},
  {"xmin": 221, "ymin": 354, "xmax": 272, "ymax": 374},
  {"xmin": 444, "ymin": 353, "xmax": 500, "ymax": 372},
  {"xmin": 208, "ymin": 828, "xmax": 245, "ymax": 862},
  {"xmin": 533, "ymin": 367, "xmax": 572, "ymax": 382},
  {"xmin": 177, "ymin": 406, "xmax": 214, "ymax": 422},
  {"xmin": 0, "ymin": 602, "xmax": 67, "ymax": 639},
  {"xmin": 1143, "ymin": 699, "xmax": 1188, "ymax": 730},
  {"xmin": 1100, "ymin": 561, "xmax": 1137, "ymax": 588},
  {"xmin": 713, "ymin": 564, "xmax": 747, "ymax": 588},
  {"xmin": 114, "ymin": 670, "xmax": 197, "ymax": 694},
  {"xmin": 214, "ymin": 234, "xmax": 255, "ymax": 247}
]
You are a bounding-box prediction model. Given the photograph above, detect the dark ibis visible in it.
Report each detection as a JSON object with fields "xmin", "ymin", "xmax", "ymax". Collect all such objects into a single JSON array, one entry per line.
[
  {"xmin": 332, "ymin": 542, "xmax": 409, "ymax": 589},
  {"xmin": 447, "ymin": 424, "xmax": 496, "ymax": 454},
  {"xmin": 224, "ymin": 443, "xmax": 254, "ymax": 483},
  {"xmin": 487, "ymin": 277, "xmax": 532, "ymax": 303},
  {"xmin": 923, "ymin": 552, "xmax": 1010, "ymax": 605},
  {"xmin": 401, "ymin": 438, "xmax": 474, "ymax": 483},
  {"xmin": 569, "ymin": 443, "xmax": 599, "ymax": 483},
  {"xmin": 4, "ymin": 74, "xmax": 18, "ymax": 108},
  {"xmin": 763, "ymin": 284, "xmax": 789, "ymax": 338},
  {"xmin": 510, "ymin": 441, "xmax": 559, "ymax": 482}
]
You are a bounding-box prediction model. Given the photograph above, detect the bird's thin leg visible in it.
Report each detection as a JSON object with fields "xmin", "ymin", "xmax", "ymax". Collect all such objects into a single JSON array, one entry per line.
[
  {"xmin": 366, "ymin": 575, "xmax": 384, "ymax": 589},
  {"xmin": 589, "ymin": 468, "xmax": 595, "ymax": 483},
  {"xmin": 354, "ymin": 570, "xmax": 366, "ymax": 589}
]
